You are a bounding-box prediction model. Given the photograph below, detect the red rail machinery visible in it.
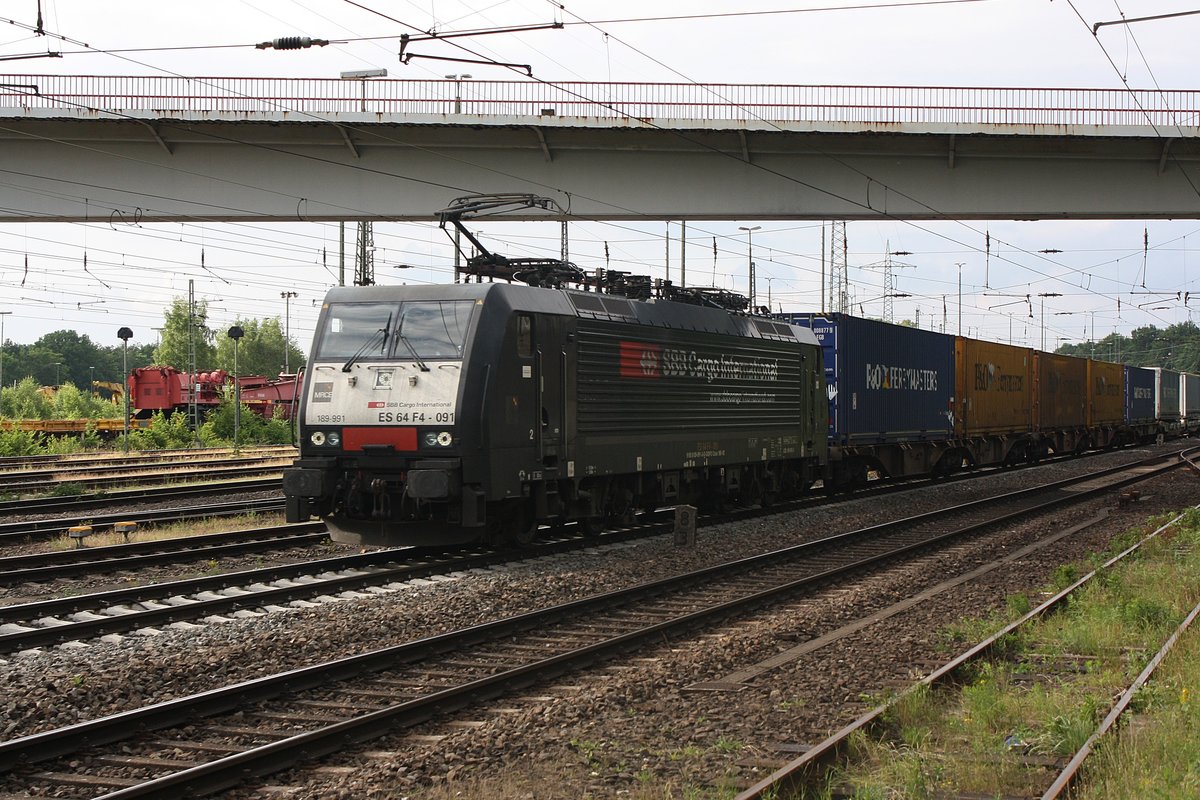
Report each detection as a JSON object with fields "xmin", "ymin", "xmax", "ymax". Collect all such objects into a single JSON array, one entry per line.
[{"xmin": 128, "ymin": 366, "xmax": 303, "ymax": 420}]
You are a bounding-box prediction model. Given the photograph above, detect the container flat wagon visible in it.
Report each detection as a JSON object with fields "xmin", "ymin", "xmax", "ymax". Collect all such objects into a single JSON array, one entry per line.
[
  {"xmin": 1151, "ymin": 367, "xmax": 1183, "ymax": 436},
  {"xmin": 1181, "ymin": 372, "xmax": 1200, "ymax": 433},
  {"xmin": 1087, "ymin": 359, "xmax": 1125, "ymax": 447},
  {"xmin": 1124, "ymin": 365, "xmax": 1157, "ymax": 441},
  {"xmin": 782, "ymin": 313, "xmax": 956, "ymax": 484},
  {"xmin": 1035, "ymin": 352, "xmax": 1090, "ymax": 454}
]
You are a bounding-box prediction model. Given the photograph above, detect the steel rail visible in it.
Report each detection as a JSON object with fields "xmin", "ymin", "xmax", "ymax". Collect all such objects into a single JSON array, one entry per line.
[
  {"xmin": 0, "ymin": 524, "xmax": 327, "ymax": 584},
  {"xmin": 5, "ymin": 463, "xmax": 286, "ymax": 494},
  {"xmin": 0, "ymin": 450, "xmax": 1183, "ymax": 795},
  {"xmin": 0, "ymin": 457, "xmax": 289, "ymax": 485},
  {"xmin": 0, "ymin": 477, "xmax": 281, "ymax": 516},
  {"xmin": 1041, "ymin": 580, "xmax": 1200, "ymax": 797},
  {"xmin": 0, "ymin": 495, "xmax": 284, "ymax": 544},
  {"xmin": 0, "ymin": 445, "xmax": 294, "ymax": 471},
  {"xmin": 0, "ymin": 449, "xmax": 293, "ymax": 479}
]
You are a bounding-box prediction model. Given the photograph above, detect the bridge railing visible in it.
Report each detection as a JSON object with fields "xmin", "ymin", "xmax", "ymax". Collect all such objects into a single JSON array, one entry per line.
[{"xmin": 1, "ymin": 75, "xmax": 1197, "ymax": 127}]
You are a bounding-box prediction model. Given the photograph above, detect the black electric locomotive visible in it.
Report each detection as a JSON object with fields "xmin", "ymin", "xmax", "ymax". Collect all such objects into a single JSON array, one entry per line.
[{"xmin": 283, "ymin": 280, "xmax": 827, "ymax": 547}]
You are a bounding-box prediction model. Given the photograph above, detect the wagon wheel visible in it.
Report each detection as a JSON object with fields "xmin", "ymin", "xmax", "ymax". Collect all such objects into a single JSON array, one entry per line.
[{"xmin": 578, "ymin": 515, "xmax": 604, "ymax": 537}]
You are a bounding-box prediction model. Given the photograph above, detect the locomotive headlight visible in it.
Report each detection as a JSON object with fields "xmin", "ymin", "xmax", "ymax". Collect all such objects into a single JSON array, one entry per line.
[
  {"xmin": 310, "ymin": 431, "xmax": 327, "ymax": 446},
  {"xmin": 423, "ymin": 431, "xmax": 454, "ymax": 447},
  {"xmin": 327, "ymin": 431, "xmax": 341, "ymax": 447}
]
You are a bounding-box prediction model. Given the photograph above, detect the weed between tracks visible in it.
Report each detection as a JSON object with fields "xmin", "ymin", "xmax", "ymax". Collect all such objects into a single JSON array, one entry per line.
[
  {"xmin": 824, "ymin": 509, "xmax": 1200, "ymax": 799},
  {"xmin": 48, "ymin": 511, "xmax": 287, "ymax": 550}
]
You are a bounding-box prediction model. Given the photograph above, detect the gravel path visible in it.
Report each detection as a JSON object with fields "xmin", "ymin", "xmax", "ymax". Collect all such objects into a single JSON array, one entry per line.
[{"xmin": 1, "ymin": 444, "xmax": 1195, "ymax": 798}]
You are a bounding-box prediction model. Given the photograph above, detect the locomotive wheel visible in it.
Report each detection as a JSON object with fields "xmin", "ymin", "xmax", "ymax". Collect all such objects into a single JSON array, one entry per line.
[
  {"xmin": 505, "ymin": 502, "xmax": 538, "ymax": 547},
  {"xmin": 484, "ymin": 501, "xmax": 537, "ymax": 547},
  {"xmin": 579, "ymin": 516, "xmax": 604, "ymax": 537}
]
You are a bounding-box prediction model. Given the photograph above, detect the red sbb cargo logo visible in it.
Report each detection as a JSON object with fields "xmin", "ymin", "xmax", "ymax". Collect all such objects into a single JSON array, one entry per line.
[
  {"xmin": 368, "ymin": 401, "xmax": 386, "ymax": 408},
  {"xmin": 620, "ymin": 341, "xmax": 661, "ymax": 379}
]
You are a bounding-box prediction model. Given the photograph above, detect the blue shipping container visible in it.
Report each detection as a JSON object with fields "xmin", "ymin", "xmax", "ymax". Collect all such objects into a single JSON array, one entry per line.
[
  {"xmin": 1125, "ymin": 366, "xmax": 1156, "ymax": 425},
  {"xmin": 782, "ymin": 314, "xmax": 956, "ymax": 445}
]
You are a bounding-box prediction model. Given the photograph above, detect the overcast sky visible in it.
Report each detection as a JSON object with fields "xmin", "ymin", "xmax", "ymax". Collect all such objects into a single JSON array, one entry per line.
[{"xmin": 0, "ymin": 1, "xmax": 1197, "ymax": 360}]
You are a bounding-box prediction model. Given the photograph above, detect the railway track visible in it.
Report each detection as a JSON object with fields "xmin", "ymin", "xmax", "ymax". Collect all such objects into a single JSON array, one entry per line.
[
  {"xmin": 0, "ymin": 521, "xmax": 660, "ymax": 653},
  {"xmin": 0, "ymin": 445, "xmax": 295, "ymax": 472},
  {"xmin": 737, "ymin": 500, "xmax": 1200, "ymax": 800},
  {"xmin": 1, "ymin": 460, "xmax": 290, "ymax": 495},
  {"xmin": 0, "ymin": 494, "xmax": 285, "ymax": 545},
  {"xmin": 0, "ymin": 449, "xmax": 1171, "ymax": 655},
  {"xmin": 0, "ymin": 478, "xmax": 281, "ymax": 517},
  {"xmin": 0, "ymin": 449, "xmax": 1182, "ymax": 797},
  {"xmin": 0, "ymin": 521, "xmax": 329, "ymax": 585}
]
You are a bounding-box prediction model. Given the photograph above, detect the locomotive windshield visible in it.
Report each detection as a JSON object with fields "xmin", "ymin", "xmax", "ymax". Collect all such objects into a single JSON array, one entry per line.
[{"xmin": 316, "ymin": 300, "xmax": 474, "ymax": 360}]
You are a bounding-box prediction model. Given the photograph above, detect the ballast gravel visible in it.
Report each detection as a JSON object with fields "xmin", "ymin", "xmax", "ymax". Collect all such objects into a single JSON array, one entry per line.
[{"xmin": 1, "ymin": 444, "xmax": 1196, "ymax": 798}]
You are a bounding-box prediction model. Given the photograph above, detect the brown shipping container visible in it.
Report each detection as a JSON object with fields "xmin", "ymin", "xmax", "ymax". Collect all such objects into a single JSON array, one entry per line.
[
  {"xmin": 955, "ymin": 338, "xmax": 1034, "ymax": 436},
  {"xmin": 1036, "ymin": 352, "xmax": 1088, "ymax": 430},
  {"xmin": 1087, "ymin": 359, "xmax": 1125, "ymax": 427}
]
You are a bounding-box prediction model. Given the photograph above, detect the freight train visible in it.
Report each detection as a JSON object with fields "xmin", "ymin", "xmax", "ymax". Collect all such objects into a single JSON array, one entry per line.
[
  {"xmin": 281, "ymin": 278, "xmax": 1195, "ymax": 548},
  {"xmin": 281, "ymin": 196, "xmax": 1192, "ymax": 548}
]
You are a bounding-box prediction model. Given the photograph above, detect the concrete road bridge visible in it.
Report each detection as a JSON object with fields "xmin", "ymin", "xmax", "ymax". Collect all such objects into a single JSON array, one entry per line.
[{"xmin": 0, "ymin": 75, "xmax": 1196, "ymax": 223}]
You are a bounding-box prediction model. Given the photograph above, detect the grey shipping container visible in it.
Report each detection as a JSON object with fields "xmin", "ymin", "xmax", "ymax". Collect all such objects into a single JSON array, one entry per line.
[
  {"xmin": 1151, "ymin": 367, "xmax": 1182, "ymax": 423},
  {"xmin": 1182, "ymin": 372, "xmax": 1200, "ymax": 423},
  {"xmin": 1125, "ymin": 366, "xmax": 1156, "ymax": 425},
  {"xmin": 783, "ymin": 313, "xmax": 956, "ymax": 445}
]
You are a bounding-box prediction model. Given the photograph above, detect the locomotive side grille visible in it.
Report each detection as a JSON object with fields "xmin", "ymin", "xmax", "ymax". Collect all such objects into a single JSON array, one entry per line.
[{"xmin": 575, "ymin": 321, "xmax": 805, "ymax": 435}]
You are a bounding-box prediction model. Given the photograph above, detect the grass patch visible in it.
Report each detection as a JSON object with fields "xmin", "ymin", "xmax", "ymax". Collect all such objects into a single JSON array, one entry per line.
[
  {"xmin": 824, "ymin": 509, "xmax": 1200, "ymax": 799},
  {"xmin": 45, "ymin": 481, "xmax": 86, "ymax": 497},
  {"xmin": 49, "ymin": 511, "xmax": 287, "ymax": 550}
]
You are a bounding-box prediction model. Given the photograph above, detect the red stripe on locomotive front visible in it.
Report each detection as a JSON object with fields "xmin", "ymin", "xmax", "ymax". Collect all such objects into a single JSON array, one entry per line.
[{"xmin": 341, "ymin": 427, "xmax": 418, "ymax": 451}]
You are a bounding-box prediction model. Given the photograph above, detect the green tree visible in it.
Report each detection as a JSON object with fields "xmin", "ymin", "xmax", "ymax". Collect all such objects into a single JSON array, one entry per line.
[
  {"xmin": 214, "ymin": 317, "xmax": 306, "ymax": 378},
  {"xmin": 1056, "ymin": 321, "xmax": 1200, "ymax": 372},
  {"xmin": 2, "ymin": 342, "xmax": 64, "ymax": 387},
  {"xmin": 199, "ymin": 392, "xmax": 295, "ymax": 445},
  {"xmin": 0, "ymin": 377, "xmax": 53, "ymax": 419},
  {"xmin": 154, "ymin": 298, "xmax": 216, "ymax": 371},
  {"xmin": 36, "ymin": 331, "xmax": 110, "ymax": 387},
  {"xmin": 51, "ymin": 383, "xmax": 121, "ymax": 419}
]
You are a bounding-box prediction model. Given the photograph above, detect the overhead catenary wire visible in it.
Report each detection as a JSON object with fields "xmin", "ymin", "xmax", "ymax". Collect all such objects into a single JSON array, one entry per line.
[{"xmin": 0, "ymin": 3, "xmax": 1190, "ymax": 345}]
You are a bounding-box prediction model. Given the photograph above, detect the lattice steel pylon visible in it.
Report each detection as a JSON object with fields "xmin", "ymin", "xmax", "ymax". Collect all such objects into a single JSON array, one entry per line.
[
  {"xmin": 828, "ymin": 221, "xmax": 849, "ymax": 314},
  {"xmin": 355, "ymin": 221, "xmax": 375, "ymax": 286},
  {"xmin": 862, "ymin": 243, "xmax": 916, "ymax": 323}
]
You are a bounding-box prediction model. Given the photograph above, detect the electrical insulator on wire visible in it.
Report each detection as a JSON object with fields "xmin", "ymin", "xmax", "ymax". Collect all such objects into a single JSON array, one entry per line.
[{"xmin": 256, "ymin": 36, "xmax": 329, "ymax": 50}]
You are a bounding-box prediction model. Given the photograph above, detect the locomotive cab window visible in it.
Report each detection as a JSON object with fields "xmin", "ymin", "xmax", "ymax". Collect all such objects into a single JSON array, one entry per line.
[
  {"xmin": 395, "ymin": 301, "xmax": 474, "ymax": 359},
  {"xmin": 516, "ymin": 314, "xmax": 533, "ymax": 358},
  {"xmin": 315, "ymin": 302, "xmax": 395, "ymax": 358},
  {"xmin": 315, "ymin": 300, "xmax": 474, "ymax": 360}
]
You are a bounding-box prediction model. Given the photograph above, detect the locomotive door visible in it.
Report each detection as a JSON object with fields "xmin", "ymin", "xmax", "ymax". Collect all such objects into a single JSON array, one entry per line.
[{"xmin": 534, "ymin": 315, "xmax": 566, "ymax": 470}]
